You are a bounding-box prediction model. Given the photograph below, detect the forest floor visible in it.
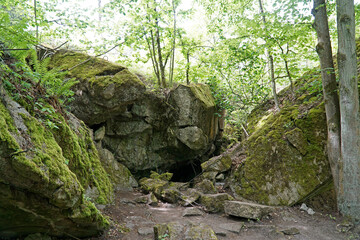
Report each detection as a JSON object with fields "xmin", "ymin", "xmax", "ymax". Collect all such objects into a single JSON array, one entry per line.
[{"xmin": 86, "ymin": 190, "xmax": 360, "ymax": 240}]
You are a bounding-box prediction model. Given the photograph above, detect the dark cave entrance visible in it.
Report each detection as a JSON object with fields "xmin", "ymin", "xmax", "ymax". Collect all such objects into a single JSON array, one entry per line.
[{"xmin": 170, "ymin": 159, "xmax": 202, "ymax": 183}]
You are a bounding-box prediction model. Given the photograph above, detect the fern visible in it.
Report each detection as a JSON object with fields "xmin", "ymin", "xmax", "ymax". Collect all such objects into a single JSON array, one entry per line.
[{"xmin": 26, "ymin": 49, "xmax": 79, "ymax": 104}]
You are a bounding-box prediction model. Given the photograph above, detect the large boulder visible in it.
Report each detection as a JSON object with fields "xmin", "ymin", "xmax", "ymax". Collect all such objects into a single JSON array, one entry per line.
[
  {"xmin": 49, "ymin": 50, "xmax": 146, "ymax": 125},
  {"xmin": 0, "ymin": 85, "xmax": 112, "ymax": 238},
  {"xmin": 50, "ymin": 51, "xmax": 220, "ymax": 174},
  {"xmin": 102, "ymin": 84, "xmax": 219, "ymax": 173},
  {"xmin": 228, "ymin": 76, "xmax": 333, "ymax": 206}
]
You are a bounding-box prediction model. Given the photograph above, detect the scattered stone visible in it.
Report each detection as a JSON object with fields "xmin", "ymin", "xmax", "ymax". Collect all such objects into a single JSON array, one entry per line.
[
  {"xmin": 171, "ymin": 182, "xmax": 190, "ymax": 191},
  {"xmin": 201, "ymin": 171, "xmax": 218, "ymax": 182},
  {"xmin": 24, "ymin": 233, "xmax": 51, "ymax": 240},
  {"xmin": 185, "ymin": 223, "xmax": 218, "ymax": 240},
  {"xmin": 281, "ymin": 227, "xmax": 300, "ymax": 235},
  {"xmin": 300, "ymin": 203, "xmax": 308, "ymax": 211},
  {"xmin": 300, "ymin": 203, "xmax": 315, "ymax": 215},
  {"xmin": 200, "ymin": 193, "xmax": 234, "ymax": 213},
  {"xmin": 94, "ymin": 126, "xmax": 106, "ymax": 141},
  {"xmin": 182, "ymin": 208, "xmax": 204, "ymax": 217},
  {"xmin": 150, "ymin": 171, "xmax": 173, "ymax": 181},
  {"xmin": 215, "ymin": 174, "xmax": 225, "ymax": 181},
  {"xmin": 135, "ymin": 195, "xmax": 148, "ymax": 204},
  {"xmin": 307, "ymin": 208, "xmax": 315, "ymax": 215},
  {"xmin": 224, "ymin": 201, "xmax": 275, "ymax": 220},
  {"xmin": 154, "ymin": 222, "xmax": 218, "ymax": 240},
  {"xmin": 139, "ymin": 178, "xmax": 169, "ymax": 198},
  {"xmin": 161, "ymin": 187, "xmax": 182, "ymax": 203},
  {"xmin": 219, "ymin": 223, "xmax": 244, "ymax": 234},
  {"xmin": 138, "ymin": 227, "xmax": 154, "ymax": 236},
  {"xmin": 179, "ymin": 188, "xmax": 201, "ymax": 206},
  {"xmin": 149, "ymin": 192, "xmax": 159, "ymax": 206},
  {"xmin": 268, "ymin": 229, "xmax": 287, "ymax": 240},
  {"xmin": 336, "ymin": 221, "xmax": 354, "ymax": 233},
  {"xmin": 194, "ymin": 179, "xmax": 217, "ymax": 194},
  {"xmin": 154, "ymin": 222, "xmax": 184, "ymax": 240},
  {"xmin": 201, "ymin": 155, "xmax": 232, "ymax": 173}
]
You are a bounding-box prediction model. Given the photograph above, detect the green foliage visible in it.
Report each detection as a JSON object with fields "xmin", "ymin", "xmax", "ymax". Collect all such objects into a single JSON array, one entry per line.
[{"xmin": 27, "ymin": 50, "xmax": 79, "ymax": 103}]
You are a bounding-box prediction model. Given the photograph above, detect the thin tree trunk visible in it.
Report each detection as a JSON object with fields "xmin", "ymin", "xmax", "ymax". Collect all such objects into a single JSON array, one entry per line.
[
  {"xmin": 284, "ymin": 58, "xmax": 293, "ymax": 94},
  {"xmin": 155, "ymin": 18, "xmax": 167, "ymax": 88},
  {"xmin": 150, "ymin": 30, "xmax": 161, "ymax": 86},
  {"xmin": 34, "ymin": 0, "xmax": 38, "ymax": 41},
  {"xmin": 186, "ymin": 50, "xmax": 190, "ymax": 84},
  {"xmin": 312, "ymin": 0, "xmax": 341, "ymax": 201},
  {"xmin": 336, "ymin": 0, "xmax": 360, "ymax": 220},
  {"xmin": 169, "ymin": 0, "xmax": 176, "ymax": 86},
  {"xmin": 145, "ymin": 33, "xmax": 160, "ymax": 84},
  {"xmin": 258, "ymin": 0, "xmax": 280, "ymax": 110}
]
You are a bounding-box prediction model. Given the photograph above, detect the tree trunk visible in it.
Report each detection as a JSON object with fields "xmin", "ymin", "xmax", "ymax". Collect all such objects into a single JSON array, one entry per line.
[
  {"xmin": 312, "ymin": 0, "xmax": 341, "ymax": 202},
  {"xmin": 336, "ymin": 0, "xmax": 360, "ymax": 220},
  {"xmin": 258, "ymin": 0, "xmax": 280, "ymax": 110},
  {"xmin": 186, "ymin": 50, "xmax": 190, "ymax": 84},
  {"xmin": 169, "ymin": 0, "xmax": 176, "ymax": 86},
  {"xmin": 156, "ymin": 25, "xmax": 167, "ymax": 88}
]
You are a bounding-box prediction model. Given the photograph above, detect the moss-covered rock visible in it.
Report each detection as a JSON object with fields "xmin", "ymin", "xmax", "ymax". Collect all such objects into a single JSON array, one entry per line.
[
  {"xmin": 194, "ymin": 179, "xmax": 217, "ymax": 194},
  {"xmin": 228, "ymin": 72, "xmax": 332, "ymax": 206},
  {"xmin": 0, "ymin": 85, "xmax": 110, "ymax": 238},
  {"xmin": 139, "ymin": 177, "xmax": 170, "ymax": 198},
  {"xmin": 49, "ymin": 50, "xmax": 146, "ymax": 125},
  {"xmin": 199, "ymin": 193, "xmax": 234, "ymax": 213},
  {"xmin": 154, "ymin": 222, "xmax": 218, "ymax": 240}
]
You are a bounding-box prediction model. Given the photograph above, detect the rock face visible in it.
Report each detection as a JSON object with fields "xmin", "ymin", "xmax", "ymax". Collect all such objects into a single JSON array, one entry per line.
[
  {"xmin": 103, "ymin": 85, "xmax": 219, "ymax": 174},
  {"xmin": 50, "ymin": 52, "xmax": 220, "ymax": 175},
  {"xmin": 0, "ymin": 85, "xmax": 111, "ymax": 238},
  {"xmin": 228, "ymin": 77, "xmax": 332, "ymax": 206}
]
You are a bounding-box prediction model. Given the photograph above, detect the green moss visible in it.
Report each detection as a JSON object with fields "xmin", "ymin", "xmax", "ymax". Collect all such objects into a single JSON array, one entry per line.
[
  {"xmin": 49, "ymin": 51, "xmax": 144, "ymax": 88},
  {"xmin": 88, "ymin": 69, "xmax": 142, "ymax": 88},
  {"xmin": 51, "ymin": 115, "xmax": 113, "ymax": 204},
  {"xmin": 0, "ymin": 102, "xmax": 19, "ymax": 152},
  {"xmin": 188, "ymin": 83, "xmax": 216, "ymax": 108},
  {"xmin": 72, "ymin": 200, "xmax": 110, "ymax": 228},
  {"xmin": 20, "ymin": 113, "xmax": 82, "ymax": 197},
  {"xmin": 150, "ymin": 171, "xmax": 173, "ymax": 181},
  {"xmin": 139, "ymin": 178, "xmax": 169, "ymax": 194},
  {"xmin": 231, "ymin": 98, "xmax": 329, "ymax": 206}
]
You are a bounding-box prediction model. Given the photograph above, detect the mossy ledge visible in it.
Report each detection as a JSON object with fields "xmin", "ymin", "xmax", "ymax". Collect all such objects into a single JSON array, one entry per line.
[
  {"xmin": 0, "ymin": 85, "xmax": 111, "ymax": 237},
  {"xmin": 49, "ymin": 50, "xmax": 146, "ymax": 125}
]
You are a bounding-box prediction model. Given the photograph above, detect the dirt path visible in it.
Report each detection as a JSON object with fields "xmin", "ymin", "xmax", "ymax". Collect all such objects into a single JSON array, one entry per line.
[{"xmin": 86, "ymin": 190, "xmax": 358, "ymax": 240}]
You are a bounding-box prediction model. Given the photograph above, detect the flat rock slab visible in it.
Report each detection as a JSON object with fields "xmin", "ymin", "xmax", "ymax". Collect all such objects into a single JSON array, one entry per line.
[
  {"xmin": 182, "ymin": 207, "xmax": 204, "ymax": 217},
  {"xmin": 138, "ymin": 227, "xmax": 154, "ymax": 236},
  {"xmin": 281, "ymin": 227, "xmax": 300, "ymax": 235},
  {"xmin": 219, "ymin": 223, "xmax": 244, "ymax": 234},
  {"xmin": 224, "ymin": 201, "xmax": 276, "ymax": 220}
]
